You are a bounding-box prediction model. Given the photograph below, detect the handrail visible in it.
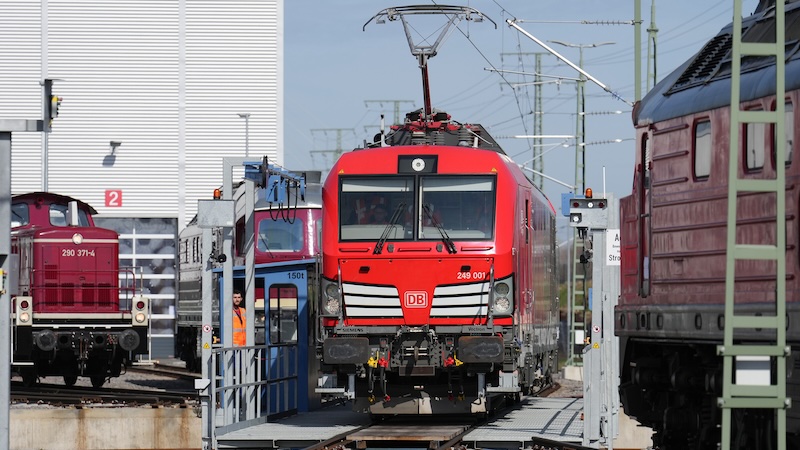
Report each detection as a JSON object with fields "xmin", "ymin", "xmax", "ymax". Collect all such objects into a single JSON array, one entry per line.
[{"xmin": 210, "ymin": 342, "xmax": 300, "ymax": 441}]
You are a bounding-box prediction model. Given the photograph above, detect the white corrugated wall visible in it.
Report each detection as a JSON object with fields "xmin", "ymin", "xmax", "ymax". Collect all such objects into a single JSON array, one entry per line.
[{"xmin": 1, "ymin": 0, "xmax": 283, "ymax": 228}]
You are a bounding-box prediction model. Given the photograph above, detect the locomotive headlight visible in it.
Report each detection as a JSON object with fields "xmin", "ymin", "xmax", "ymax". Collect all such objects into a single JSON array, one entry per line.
[
  {"xmin": 322, "ymin": 282, "xmax": 341, "ymax": 316},
  {"xmin": 19, "ymin": 312, "xmax": 30, "ymax": 324},
  {"xmin": 324, "ymin": 298, "xmax": 341, "ymax": 315},
  {"xmin": 325, "ymin": 283, "xmax": 339, "ymax": 299},
  {"xmin": 494, "ymin": 282, "xmax": 510, "ymax": 296},
  {"xmin": 492, "ymin": 278, "xmax": 513, "ymax": 316},
  {"xmin": 135, "ymin": 312, "xmax": 146, "ymax": 324},
  {"xmin": 493, "ymin": 297, "xmax": 512, "ymax": 314}
]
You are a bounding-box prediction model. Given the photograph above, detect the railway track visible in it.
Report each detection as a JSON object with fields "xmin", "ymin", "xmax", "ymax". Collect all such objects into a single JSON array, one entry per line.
[
  {"xmin": 127, "ymin": 360, "xmax": 200, "ymax": 381},
  {"xmin": 305, "ymin": 416, "xmax": 479, "ymax": 450},
  {"xmin": 11, "ymin": 380, "xmax": 197, "ymax": 407},
  {"xmin": 11, "ymin": 361, "xmax": 199, "ymax": 407},
  {"xmin": 306, "ymin": 382, "xmax": 567, "ymax": 450}
]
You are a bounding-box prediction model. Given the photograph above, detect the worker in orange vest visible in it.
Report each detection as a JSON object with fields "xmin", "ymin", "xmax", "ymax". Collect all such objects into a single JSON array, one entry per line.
[{"xmin": 232, "ymin": 289, "xmax": 246, "ymax": 347}]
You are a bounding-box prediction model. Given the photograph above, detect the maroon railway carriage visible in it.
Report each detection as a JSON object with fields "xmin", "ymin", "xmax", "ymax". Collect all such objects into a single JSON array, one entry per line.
[
  {"xmin": 316, "ymin": 110, "xmax": 559, "ymax": 415},
  {"xmin": 617, "ymin": 2, "xmax": 800, "ymax": 448},
  {"xmin": 175, "ymin": 175, "xmax": 322, "ymax": 371},
  {"xmin": 11, "ymin": 192, "xmax": 149, "ymax": 387}
]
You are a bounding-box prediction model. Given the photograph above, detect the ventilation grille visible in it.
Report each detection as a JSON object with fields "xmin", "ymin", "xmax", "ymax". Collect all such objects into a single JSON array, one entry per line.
[{"xmin": 667, "ymin": 34, "xmax": 732, "ymax": 94}]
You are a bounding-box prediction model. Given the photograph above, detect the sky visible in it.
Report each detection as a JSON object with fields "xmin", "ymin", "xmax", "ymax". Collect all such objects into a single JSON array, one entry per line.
[{"xmin": 283, "ymin": 0, "xmax": 759, "ymax": 227}]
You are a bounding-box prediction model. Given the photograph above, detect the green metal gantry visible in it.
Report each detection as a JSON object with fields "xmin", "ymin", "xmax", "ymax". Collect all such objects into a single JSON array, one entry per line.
[{"xmin": 720, "ymin": 1, "xmax": 788, "ymax": 448}]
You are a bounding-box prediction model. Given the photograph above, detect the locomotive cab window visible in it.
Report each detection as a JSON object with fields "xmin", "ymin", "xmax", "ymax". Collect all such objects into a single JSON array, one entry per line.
[
  {"xmin": 49, "ymin": 203, "xmax": 90, "ymax": 227},
  {"xmin": 11, "ymin": 203, "xmax": 29, "ymax": 228},
  {"xmin": 339, "ymin": 177, "xmax": 414, "ymax": 241},
  {"xmin": 339, "ymin": 175, "xmax": 495, "ymax": 241},
  {"xmin": 257, "ymin": 217, "xmax": 304, "ymax": 253},
  {"xmin": 420, "ymin": 176, "xmax": 495, "ymax": 240},
  {"xmin": 694, "ymin": 120, "xmax": 712, "ymax": 179},
  {"xmin": 745, "ymin": 108, "xmax": 766, "ymax": 171}
]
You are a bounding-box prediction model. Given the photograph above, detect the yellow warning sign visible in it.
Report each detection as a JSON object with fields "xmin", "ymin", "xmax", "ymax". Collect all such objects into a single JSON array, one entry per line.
[
  {"xmin": 203, "ymin": 342, "xmax": 210, "ymax": 349},
  {"xmin": 592, "ymin": 342, "xmax": 600, "ymax": 349}
]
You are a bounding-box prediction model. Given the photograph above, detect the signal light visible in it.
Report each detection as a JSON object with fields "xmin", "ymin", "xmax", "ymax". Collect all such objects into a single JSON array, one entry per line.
[
  {"xmin": 49, "ymin": 95, "xmax": 62, "ymax": 119},
  {"xmin": 585, "ymin": 188, "xmax": 593, "ymax": 199},
  {"xmin": 132, "ymin": 296, "xmax": 149, "ymax": 326},
  {"xmin": 16, "ymin": 296, "xmax": 32, "ymax": 325},
  {"xmin": 213, "ymin": 188, "xmax": 222, "ymax": 199}
]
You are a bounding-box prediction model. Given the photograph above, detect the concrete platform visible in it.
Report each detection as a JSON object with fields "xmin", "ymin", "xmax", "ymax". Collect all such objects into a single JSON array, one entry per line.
[
  {"xmin": 215, "ymin": 403, "xmax": 370, "ymax": 449},
  {"xmin": 462, "ymin": 397, "xmax": 583, "ymax": 449}
]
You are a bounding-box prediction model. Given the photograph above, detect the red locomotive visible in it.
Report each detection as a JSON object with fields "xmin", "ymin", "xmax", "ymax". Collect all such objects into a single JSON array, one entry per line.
[
  {"xmin": 315, "ymin": 5, "xmax": 557, "ymax": 415},
  {"xmin": 618, "ymin": 2, "xmax": 800, "ymax": 448},
  {"xmin": 10, "ymin": 192, "xmax": 149, "ymax": 387},
  {"xmin": 316, "ymin": 109, "xmax": 559, "ymax": 414}
]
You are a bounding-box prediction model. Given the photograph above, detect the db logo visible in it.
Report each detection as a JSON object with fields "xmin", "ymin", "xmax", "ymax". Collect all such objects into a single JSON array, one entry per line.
[{"xmin": 404, "ymin": 291, "xmax": 428, "ymax": 308}]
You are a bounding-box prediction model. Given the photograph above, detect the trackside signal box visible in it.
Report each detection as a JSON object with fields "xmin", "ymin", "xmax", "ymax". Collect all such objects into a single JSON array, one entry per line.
[{"xmin": 568, "ymin": 194, "xmax": 608, "ymax": 237}]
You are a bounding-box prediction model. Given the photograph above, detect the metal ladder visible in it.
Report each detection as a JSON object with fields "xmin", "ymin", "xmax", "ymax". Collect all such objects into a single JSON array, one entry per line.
[{"xmin": 720, "ymin": 1, "xmax": 788, "ymax": 448}]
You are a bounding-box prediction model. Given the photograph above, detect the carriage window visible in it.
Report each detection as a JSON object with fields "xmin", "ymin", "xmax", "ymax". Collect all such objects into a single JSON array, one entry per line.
[
  {"xmin": 49, "ymin": 203, "xmax": 90, "ymax": 226},
  {"xmin": 339, "ymin": 177, "xmax": 414, "ymax": 241},
  {"xmin": 269, "ymin": 285, "xmax": 298, "ymax": 344},
  {"xmin": 695, "ymin": 121, "xmax": 712, "ymax": 178},
  {"xmin": 11, "ymin": 203, "xmax": 29, "ymax": 228},
  {"xmin": 420, "ymin": 176, "xmax": 495, "ymax": 240},
  {"xmin": 257, "ymin": 218, "xmax": 304, "ymax": 252},
  {"xmin": 746, "ymin": 109, "xmax": 766, "ymax": 171}
]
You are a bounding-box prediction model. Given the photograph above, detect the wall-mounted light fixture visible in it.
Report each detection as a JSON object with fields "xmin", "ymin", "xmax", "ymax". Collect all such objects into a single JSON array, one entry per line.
[{"xmin": 103, "ymin": 141, "xmax": 122, "ymax": 167}]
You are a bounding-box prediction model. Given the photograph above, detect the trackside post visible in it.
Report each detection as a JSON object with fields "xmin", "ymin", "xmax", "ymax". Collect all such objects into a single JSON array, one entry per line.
[{"xmin": 569, "ymin": 193, "xmax": 620, "ymax": 448}]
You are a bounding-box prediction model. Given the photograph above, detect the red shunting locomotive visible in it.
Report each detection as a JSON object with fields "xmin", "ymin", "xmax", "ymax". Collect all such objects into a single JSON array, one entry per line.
[{"xmin": 11, "ymin": 192, "xmax": 149, "ymax": 387}]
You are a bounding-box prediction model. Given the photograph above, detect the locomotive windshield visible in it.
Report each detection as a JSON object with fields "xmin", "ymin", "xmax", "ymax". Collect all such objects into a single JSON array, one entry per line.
[
  {"xmin": 49, "ymin": 203, "xmax": 91, "ymax": 226},
  {"xmin": 257, "ymin": 217, "xmax": 305, "ymax": 252},
  {"xmin": 339, "ymin": 175, "xmax": 495, "ymax": 241},
  {"xmin": 11, "ymin": 203, "xmax": 28, "ymax": 228}
]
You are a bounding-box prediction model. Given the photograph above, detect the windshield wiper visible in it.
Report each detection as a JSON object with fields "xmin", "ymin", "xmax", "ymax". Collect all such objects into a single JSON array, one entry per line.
[
  {"xmin": 423, "ymin": 204, "xmax": 457, "ymax": 254},
  {"xmin": 373, "ymin": 202, "xmax": 406, "ymax": 255},
  {"xmin": 12, "ymin": 209, "xmax": 25, "ymax": 225},
  {"xmin": 259, "ymin": 234, "xmax": 273, "ymax": 255}
]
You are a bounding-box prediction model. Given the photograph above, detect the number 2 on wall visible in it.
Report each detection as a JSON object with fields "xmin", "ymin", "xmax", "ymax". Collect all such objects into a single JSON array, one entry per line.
[{"xmin": 105, "ymin": 189, "xmax": 123, "ymax": 207}]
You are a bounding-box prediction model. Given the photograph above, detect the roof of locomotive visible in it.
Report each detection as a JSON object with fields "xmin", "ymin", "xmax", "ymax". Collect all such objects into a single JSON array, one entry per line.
[
  {"xmin": 362, "ymin": 108, "xmax": 504, "ymax": 153},
  {"xmin": 635, "ymin": 0, "xmax": 800, "ymax": 125},
  {"xmin": 337, "ymin": 109, "xmax": 551, "ymax": 193},
  {"xmin": 12, "ymin": 191, "xmax": 98, "ymax": 215}
]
